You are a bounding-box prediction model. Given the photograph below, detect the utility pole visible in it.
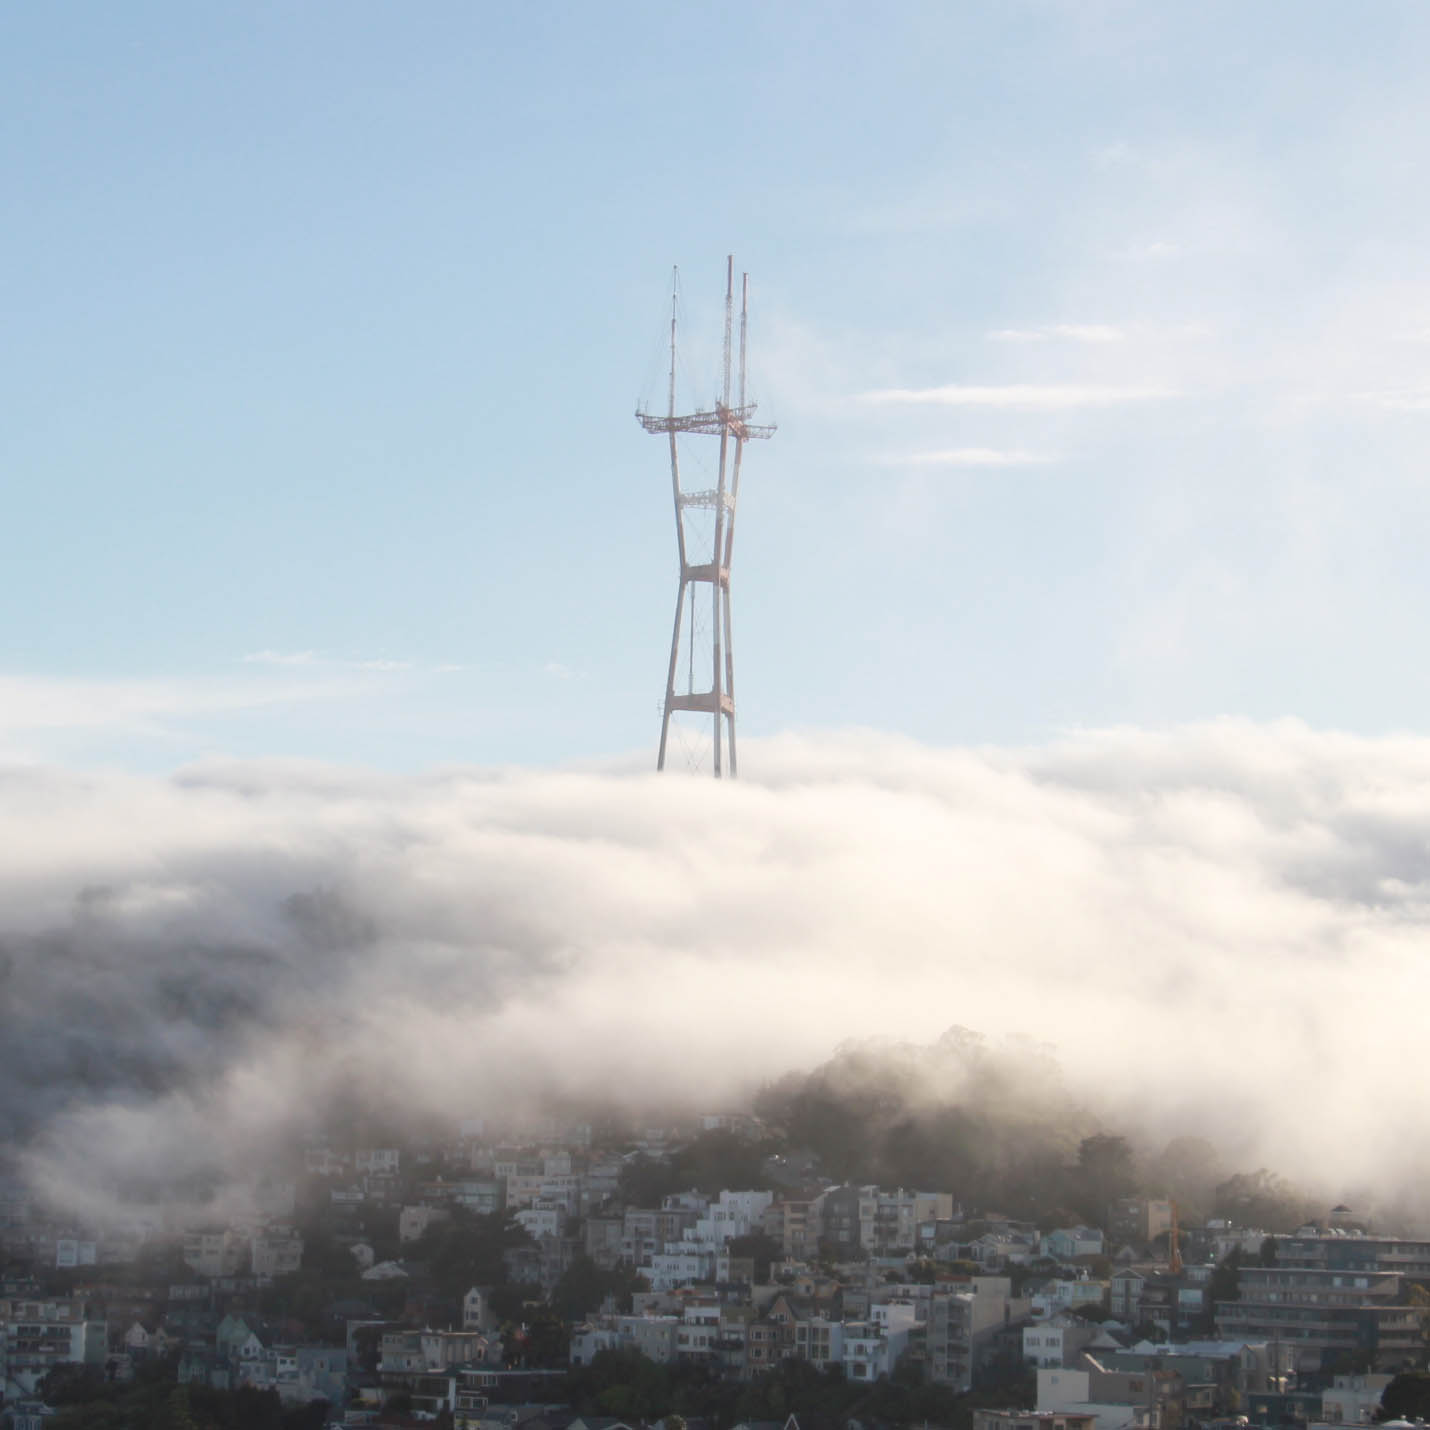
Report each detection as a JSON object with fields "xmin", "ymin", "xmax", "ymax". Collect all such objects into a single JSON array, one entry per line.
[{"xmin": 637, "ymin": 257, "xmax": 774, "ymax": 776}]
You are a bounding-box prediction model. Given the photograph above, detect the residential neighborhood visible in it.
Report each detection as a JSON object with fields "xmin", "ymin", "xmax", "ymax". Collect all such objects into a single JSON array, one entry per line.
[{"xmin": 2, "ymin": 1115, "xmax": 1429, "ymax": 1430}]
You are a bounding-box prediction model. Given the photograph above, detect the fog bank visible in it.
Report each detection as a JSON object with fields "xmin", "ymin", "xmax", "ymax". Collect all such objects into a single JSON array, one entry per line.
[{"xmin": 8, "ymin": 720, "xmax": 1429, "ymax": 1218}]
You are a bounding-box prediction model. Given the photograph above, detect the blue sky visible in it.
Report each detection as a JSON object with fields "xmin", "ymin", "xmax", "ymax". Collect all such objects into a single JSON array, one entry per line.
[{"xmin": 6, "ymin": 1, "xmax": 1430, "ymax": 769}]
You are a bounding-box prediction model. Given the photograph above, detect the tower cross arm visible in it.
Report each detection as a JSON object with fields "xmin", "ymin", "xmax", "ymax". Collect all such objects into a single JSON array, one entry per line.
[{"xmin": 635, "ymin": 403, "xmax": 775, "ymax": 440}]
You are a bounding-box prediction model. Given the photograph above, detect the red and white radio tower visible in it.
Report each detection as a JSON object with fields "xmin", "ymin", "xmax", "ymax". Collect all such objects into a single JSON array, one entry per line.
[{"xmin": 637, "ymin": 256, "xmax": 775, "ymax": 776}]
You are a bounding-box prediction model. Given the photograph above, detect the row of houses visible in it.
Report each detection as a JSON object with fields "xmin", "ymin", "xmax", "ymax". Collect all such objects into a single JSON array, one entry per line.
[
  {"xmin": 570, "ymin": 1273, "xmax": 1027, "ymax": 1393},
  {"xmin": 181, "ymin": 1224, "xmax": 305, "ymax": 1280}
]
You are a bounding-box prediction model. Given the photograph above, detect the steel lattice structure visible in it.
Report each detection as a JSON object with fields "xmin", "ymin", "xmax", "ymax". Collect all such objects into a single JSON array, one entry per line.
[{"xmin": 637, "ymin": 257, "xmax": 774, "ymax": 777}]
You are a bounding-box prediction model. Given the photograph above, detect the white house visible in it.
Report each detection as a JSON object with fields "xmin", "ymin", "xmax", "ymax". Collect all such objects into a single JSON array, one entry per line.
[
  {"xmin": 843, "ymin": 1315, "xmax": 912, "ymax": 1383},
  {"xmin": 183, "ymin": 1228, "xmax": 245, "ymax": 1278},
  {"xmin": 515, "ymin": 1202, "xmax": 565, "ymax": 1242},
  {"xmin": 1322, "ymin": 1373, "xmax": 1394, "ymax": 1424},
  {"xmin": 55, "ymin": 1239, "xmax": 97, "ymax": 1269},
  {"xmin": 683, "ymin": 1190, "xmax": 774, "ymax": 1251},
  {"xmin": 648, "ymin": 1247, "xmax": 716, "ymax": 1291},
  {"xmin": 1023, "ymin": 1315, "xmax": 1097, "ymax": 1368},
  {"xmin": 463, "ymin": 1286, "xmax": 496, "ymax": 1331}
]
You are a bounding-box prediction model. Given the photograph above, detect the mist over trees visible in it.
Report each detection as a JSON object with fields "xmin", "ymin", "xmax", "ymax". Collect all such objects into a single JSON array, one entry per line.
[
  {"xmin": 756, "ymin": 1029, "xmax": 1085, "ymax": 1206},
  {"xmin": 753, "ymin": 1029, "xmax": 1324, "ymax": 1231}
]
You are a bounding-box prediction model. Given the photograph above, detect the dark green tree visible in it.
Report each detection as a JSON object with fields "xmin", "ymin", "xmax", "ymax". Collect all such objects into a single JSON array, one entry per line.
[
  {"xmin": 553, "ymin": 1253, "xmax": 615, "ymax": 1321},
  {"xmin": 1214, "ymin": 1169, "xmax": 1312, "ymax": 1232},
  {"xmin": 618, "ymin": 1155, "xmax": 683, "ymax": 1208},
  {"xmin": 1380, "ymin": 1371, "xmax": 1430, "ymax": 1421},
  {"xmin": 523, "ymin": 1306, "xmax": 572, "ymax": 1366},
  {"xmin": 1075, "ymin": 1134, "xmax": 1136, "ymax": 1223},
  {"xmin": 1195, "ymin": 1248, "xmax": 1242, "ymax": 1335},
  {"xmin": 487, "ymin": 1283, "xmax": 530, "ymax": 1323},
  {"xmin": 670, "ymin": 1130, "xmax": 772, "ymax": 1194},
  {"xmin": 726, "ymin": 1232, "xmax": 783, "ymax": 1282},
  {"xmin": 411, "ymin": 1208, "xmax": 531, "ymax": 1298}
]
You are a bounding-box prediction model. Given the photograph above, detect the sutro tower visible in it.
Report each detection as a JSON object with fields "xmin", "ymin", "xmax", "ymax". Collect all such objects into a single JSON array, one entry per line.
[{"xmin": 637, "ymin": 256, "xmax": 775, "ymax": 777}]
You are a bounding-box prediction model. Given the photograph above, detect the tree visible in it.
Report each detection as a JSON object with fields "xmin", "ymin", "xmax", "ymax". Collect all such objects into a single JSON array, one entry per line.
[
  {"xmin": 156, "ymin": 1386, "xmax": 202, "ymax": 1430},
  {"xmin": 1145, "ymin": 1136, "xmax": 1224, "ymax": 1222},
  {"xmin": 1379, "ymin": 1371, "xmax": 1430, "ymax": 1421},
  {"xmin": 1075, "ymin": 1134, "xmax": 1136, "ymax": 1223},
  {"xmin": 281, "ymin": 1401, "xmax": 330, "ymax": 1430},
  {"xmin": 38, "ymin": 1364, "xmax": 106, "ymax": 1404},
  {"xmin": 552, "ymin": 1253, "xmax": 623, "ymax": 1321},
  {"xmin": 1195, "ymin": 1248, "xmax": 1242, "ymax": 1335},
  {"xmin": 487, "ymin": 1283, "xmax": 530, "ymax": 1323},
  {"xmin": 619, "ymin": 1155, "xmax": 683, "ymax": 1208},
  {"xmin": 294, "ymin": 1227, "xmax": 362, "ymax": 1280},
  {"xmin": 568, "ymin": 1347, "xmax": 673, "ymax": 1419},
  {"xmin": 726, "ymin": 1232, "xmax": 783, "ymax": 1282},
  {"xmin": 879, "ymin": 1106, "xmax": 981, "ymax": 1191},
  {"xmin": 670, "ymin": 1130, "xmax": 772, "ymax": 1194},
  {"xmin": 46, "ymin": 1377, "xmax": 293, "ymax": 1430},
  {"xmin": 411, "ymin": 1207, "xmax": 530, "ymax": 1298},
  {"xmin": 523, "ymin": 1307, "xmax": 571, "ymax": 1367},
  {"xmin": 1214, "ymin": 1169, "xmax": 1312, "ymax": 1232}
]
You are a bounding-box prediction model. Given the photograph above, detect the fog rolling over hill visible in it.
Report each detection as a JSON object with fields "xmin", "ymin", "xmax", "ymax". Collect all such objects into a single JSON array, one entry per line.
[{"xmin": 6, "ymin": 720, "xmax": 1430, "ymax": 1221}]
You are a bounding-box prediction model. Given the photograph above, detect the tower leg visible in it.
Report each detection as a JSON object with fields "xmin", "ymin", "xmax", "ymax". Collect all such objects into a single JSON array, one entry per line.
[
  {"xmin": 711, "ymin": 579, "xmax": 723, "ymax": 778},
  {"xmin": 723, "ymin": 583, "xmax": 737, "ymax": 778},
  {"xmin": 657, "ymin": 577, "xmax": 687, "ymax": 772}
]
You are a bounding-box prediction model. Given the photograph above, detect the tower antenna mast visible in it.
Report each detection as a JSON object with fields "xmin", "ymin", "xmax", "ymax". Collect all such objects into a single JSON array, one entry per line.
[{"xmin": 637, "ymin": 257, "xmax": 774, "ymax": 776}]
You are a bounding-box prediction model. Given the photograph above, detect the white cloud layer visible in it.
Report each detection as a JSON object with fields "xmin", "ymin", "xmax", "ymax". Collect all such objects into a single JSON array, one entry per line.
[{"xmin": 10, "ymin": 722, "xmax": 1430, "ymax": 1221}]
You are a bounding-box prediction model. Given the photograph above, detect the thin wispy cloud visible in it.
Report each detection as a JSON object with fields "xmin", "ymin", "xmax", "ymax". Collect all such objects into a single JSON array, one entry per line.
[
  {"xmin": 242, "ymin": 651, "xmax": 425, "ymax": 673},
  {"xmin": 0, "ymin": 671, "xmax": 357, "ymax": 740},
  {"xmin": 243, "ymin": 650, "xmax": 318, "ymax": 667},
  {"xmin": 1121, "ymin": 239, "xmax": 1185, "ymax": 261},
  {"xmin": 861, "ymin": 384, "xmax": 1179, "ymax": 409}
]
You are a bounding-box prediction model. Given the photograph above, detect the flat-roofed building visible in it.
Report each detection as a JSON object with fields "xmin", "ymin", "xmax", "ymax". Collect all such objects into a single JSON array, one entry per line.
[
  {"xmin": 974, "ymin": 1411, "xmax": 1099, "ymax": 1430},
  {"xmin": 1215, "ymin": 1266, "xmax": 1420, "ymax": 1372}
]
